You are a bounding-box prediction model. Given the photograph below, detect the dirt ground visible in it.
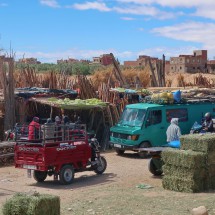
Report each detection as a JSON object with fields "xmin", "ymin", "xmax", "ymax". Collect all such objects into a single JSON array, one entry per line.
[{"xmin": 0, "ymin": 151, "xmax": 215, "ymax": 215}]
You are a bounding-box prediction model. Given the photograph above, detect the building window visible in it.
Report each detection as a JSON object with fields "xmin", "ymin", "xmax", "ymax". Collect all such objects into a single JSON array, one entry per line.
[
  {"xmin": 193, "ymin": 59, "xmax": 195, "ymax": 62},
  {"xmin": 187, "ymin": 59, "xmax": 190, "ymax": 63},
  {"xmin": 171, "ymin": 67, "xmax": 174, "ymax": 69},
  {"xmin": 166, "ymin": 108, "xmax": 188, "ymax": 122},
  {"xmin": 197, "ymin": 59, "xmax": 200, "ymax": 63},
  {"xmin": 180, "ymin": 67, "xmax": 182, "ymax": 70},
  {"xmin": 193, "ymin": 67, "xmax": 195, "ymax": 70}
]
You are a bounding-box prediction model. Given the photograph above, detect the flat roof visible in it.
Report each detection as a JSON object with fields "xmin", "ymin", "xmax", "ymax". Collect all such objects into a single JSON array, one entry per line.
[{"xmin": 126, "ymin": 103, "xmax": 163, "ymax": 109}]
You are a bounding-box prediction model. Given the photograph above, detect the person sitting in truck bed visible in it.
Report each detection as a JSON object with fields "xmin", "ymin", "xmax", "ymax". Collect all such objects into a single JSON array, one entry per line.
[
  {"xmin": 28, "ymin": 117, "xmax": 40, "ymax": 141},
  {"xmin": 42, "ymin": 118, "xmax": 55, "ymax": 143},
  {"xmin": 55, "ymin": 116, "xmax": 62, "ymax": 141},
  {"xmin": 62, "ymin": 115, "xmax": 70, "ymax": 140},
  {"xmin": 166, "ymin": 118, "xmax": 181, "ymax": 142}
]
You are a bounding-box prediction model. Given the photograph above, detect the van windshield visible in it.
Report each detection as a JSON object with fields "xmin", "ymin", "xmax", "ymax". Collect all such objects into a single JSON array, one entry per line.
[{"xmin": 119, "ymin": 108, "xmax": 146, "ymax": 127}]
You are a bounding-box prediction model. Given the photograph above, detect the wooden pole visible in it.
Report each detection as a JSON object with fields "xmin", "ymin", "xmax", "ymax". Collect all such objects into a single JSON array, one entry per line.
[
  {"xmin": 162, "ymin": 54, "xmax": 166, "ymax": 87},
  {"xmin": 0, "ymin": 56, "xmax": 15, "ymax": 130}
]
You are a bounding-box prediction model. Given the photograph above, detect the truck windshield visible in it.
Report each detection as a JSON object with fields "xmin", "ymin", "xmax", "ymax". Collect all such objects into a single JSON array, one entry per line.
[{"xmin": 119, "ymin": 108, "xmax": 146, "ymax": 127}]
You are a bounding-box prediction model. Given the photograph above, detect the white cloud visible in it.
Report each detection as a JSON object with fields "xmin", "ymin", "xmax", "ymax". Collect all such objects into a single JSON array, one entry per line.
[
  {"xmin": 40, "ymin": 0, "xmax": 60, "ymax": 8},
  {"xmin": 114, "ymin": 5, "xmax": 175, "ymax": 19},
  {"xmin": 70, "ymin": 1, "xmax": 175, "ymax": 19},
  {"xmin": 117, "ymin": 3, "xmax": 171, "ymax": 18},
  {"xmin": 137, "ymin": 46, "xmax": 198, "ymax": 59},
  {"xmin": 120, "ymin": 17, "xmax": 136, "ymax": 20},
  {"xmin": 138, "ymin": 27, "xmax": 144, "ymax": 31},
  {"xmin": 117, "ymin": 0, "xmax": 215, "ymax": 20},
  {"xmin": 152, "ymin": 22, "xmax": 215, "ymax": 44},
  {"xmin": 117, "ymin": 0, "xmax": 215, "ymax": 8},
  {"xmin": 72, "ymin": 1, "xmax": 111, "ymax": 12},
  {"xmin": 194, "ymin": 7, "xmax": 215, "ymax": 20},
  {"xmin": 152, "ymin": 22, "xmax": 215, "ymax": 57}
]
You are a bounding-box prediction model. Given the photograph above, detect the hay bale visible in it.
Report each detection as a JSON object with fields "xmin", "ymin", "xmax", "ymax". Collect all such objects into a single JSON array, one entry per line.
[
  {"xmin": 162, "ymin": 164, "xmax": 207, "ymax": 180},
  {"xmin": 209, "ymin": 176, "xmax": 215, "ymax": 189},
  {"xmin": 2, "ymin": 193, "xmax": 30, "ymax": 215},
  {"xmin": 2, "ymin": 192, "xmax": 60, "ymax": 215},
  {"xmin": 162, "ymin": 148, "xmax": 206, "ymax": 168},
  {"xmin": 162, "ymin": 175, "xmax": 208, "ymax": 193},
  {"xmin": 180, "ymin": 133, "xmax": 215, "ymax": 153},
  {"xmin": 207, "ymin": 151, "xmax": 215, "ymax": 164},
  {"xmin": 208, "ymin": 164, "xmax": 215, "ymax": 176}
]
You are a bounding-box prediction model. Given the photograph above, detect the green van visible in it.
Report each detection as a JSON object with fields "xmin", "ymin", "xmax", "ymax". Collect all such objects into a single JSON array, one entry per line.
[{"xmin": 110, "ymin": 102, "xmax": 215, "ymax": 156}]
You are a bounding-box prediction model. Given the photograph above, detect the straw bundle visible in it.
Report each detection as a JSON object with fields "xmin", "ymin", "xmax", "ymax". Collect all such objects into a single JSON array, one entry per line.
[
  {"xmin": 2, "ymin": 192, "xmax": 60, "ymax": 215},
  {"xmin": 162, "ymin": 148, "xmax": 206, "ymax": 168},
  {"xmin": 162, "ymin": 175, "xmax": 208, "ymax": 193},
  {"xmin": 162, "ymin": 164, "xmax": 207, "ymax": 180},
  {"xmin": 162, "ymin": 148, "xmax": 209, "ymax": 193},
  {"xmin": 180, "ymin": 133, "xmax": 215, "ymax": 153}
]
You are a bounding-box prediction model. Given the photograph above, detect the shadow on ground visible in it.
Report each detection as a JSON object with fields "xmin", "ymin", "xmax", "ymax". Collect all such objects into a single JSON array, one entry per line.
[
  {"xmin": 28, "ymin": 172, "xmax": 116, "ymax": 190},
  {"xmin": 116, "ymin": 152, "xmax": 151, "ymax": 159}
]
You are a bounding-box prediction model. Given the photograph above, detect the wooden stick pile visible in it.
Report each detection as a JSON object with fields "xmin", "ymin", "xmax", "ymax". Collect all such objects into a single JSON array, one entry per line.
[
  {"xmin": 0, "ymin": 56, "xmax": 15, "ymax": 130},
  {"xmin": 73, "ymin": 75, "xmax": 97, "ymax": 99}
]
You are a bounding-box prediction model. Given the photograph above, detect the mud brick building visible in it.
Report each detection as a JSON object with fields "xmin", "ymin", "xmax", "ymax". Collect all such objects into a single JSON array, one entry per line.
[
  {"xmin": 124, "ymin": 55, "xmax": 159, "ymax": 67},
  {"xmin": 92, "ymin": 54, "xmax": 114, "ymax": 66},
  {"xmin": 207, "ymin": 60, "xmax": 215, "ymax": 73},
  {"xmin": 169, "ymin": 50, "xmax": 207, "ymax": 73}
]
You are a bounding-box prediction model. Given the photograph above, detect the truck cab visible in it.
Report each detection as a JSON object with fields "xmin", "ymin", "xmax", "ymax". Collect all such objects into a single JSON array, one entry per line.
[{"xmin": 110, "ymin": 102, "xmax": 215, "ymax": 157}]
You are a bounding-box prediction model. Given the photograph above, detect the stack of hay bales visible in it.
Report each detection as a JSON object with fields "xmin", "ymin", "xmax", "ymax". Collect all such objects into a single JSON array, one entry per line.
[
  {"xmin": 162, "ymin": 133, "xmax": 215, "ymax": 192},
  {"xmin": 2, "ymin": 192, "xmax": 60, "ymax": 215}
]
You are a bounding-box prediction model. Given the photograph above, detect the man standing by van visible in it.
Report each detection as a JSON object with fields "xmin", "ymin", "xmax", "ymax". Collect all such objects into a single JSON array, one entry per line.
[{"xmin": 166, "ymin": 118, "xmax": 181, "ymax": 142}]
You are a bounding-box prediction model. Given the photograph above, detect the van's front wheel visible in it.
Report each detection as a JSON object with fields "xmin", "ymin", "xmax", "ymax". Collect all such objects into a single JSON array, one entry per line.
[
  {"xmin": 138, "ymin": 142, "xmax": 151, "ymax": 158},
  {"xmin": 115, "ymin": 148, "xmax": 125, "ymax": 155}
]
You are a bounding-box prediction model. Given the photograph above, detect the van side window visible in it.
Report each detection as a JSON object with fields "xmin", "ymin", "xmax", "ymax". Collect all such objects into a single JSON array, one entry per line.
[
  {"xmin": 166, "ymin": 108, "xmax": 188, "ymax": 122},
  {"xmin": 147, "ymin": 110, "xmax": 162, "ymax": 125}
]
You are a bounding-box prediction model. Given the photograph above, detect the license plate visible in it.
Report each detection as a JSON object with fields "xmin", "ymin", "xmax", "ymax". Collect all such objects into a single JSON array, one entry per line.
[
  {"xmin": 114, "ymin": 144, "xmax": 121, "ymax": 148},
  {"xmin": 23, "ymin": 165, "xmax": 37, "ymax": 170}
]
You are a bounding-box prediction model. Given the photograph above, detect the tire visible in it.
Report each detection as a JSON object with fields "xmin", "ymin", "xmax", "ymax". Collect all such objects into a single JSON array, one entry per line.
[
  {"xmin": 138, "ymin": 142, "xmax": 151, "ymax": 158},
  {"xmin": 94, "ymin": 157, "xmax": 107, "ymax": 175},
  {"xmin": 115, "ymin": 148, "xmax": 125, "ymax": 156},
  {"xmin": 59, "ymin": 165, "xmax": 75, "ymax": 185},
  {"xmin": 33, "ymin": 170, "xmax": 47, "ymax": 182},
  {"xmin": 148, "ymin": 158, "xmax": 163, "ymax": 176}
]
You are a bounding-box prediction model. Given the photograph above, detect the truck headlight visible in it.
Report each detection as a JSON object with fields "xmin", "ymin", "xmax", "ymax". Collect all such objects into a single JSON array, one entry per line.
[{"xmin": 127, "ymin": 135, "xmax": 139, "ymax": 140}]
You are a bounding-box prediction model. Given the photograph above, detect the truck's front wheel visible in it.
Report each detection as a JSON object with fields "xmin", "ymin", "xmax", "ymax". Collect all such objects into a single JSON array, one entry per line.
[
  {"xmin": 138, "ymin": 142, "xmax": 151, "ymax": 158},
  {"xmin": 33, "ymin": 170, "xmax": 47, "ymax": 182},
  {"xmin": 93, "ymin": 157, "xmax": 107, "ymax": 174},
  {"xmin": 115, "ymin": 148, "xmax": 125, "ymax": 155},
  {"xmin": 59, "ymin": 165, "xmax": 74, "ymax": 185}
]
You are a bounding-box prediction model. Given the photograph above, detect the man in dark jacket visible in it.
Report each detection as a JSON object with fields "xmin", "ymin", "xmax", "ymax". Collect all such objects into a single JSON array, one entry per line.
[{"xmin": 202, "ymin": 112, "xmax": 214, "ymax": 132}]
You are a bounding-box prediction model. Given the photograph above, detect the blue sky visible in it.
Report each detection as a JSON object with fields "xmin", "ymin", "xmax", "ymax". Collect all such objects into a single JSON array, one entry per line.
[{"xmin": 1, "ymin": 0, "xmax": 215, "ymax": 63}]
